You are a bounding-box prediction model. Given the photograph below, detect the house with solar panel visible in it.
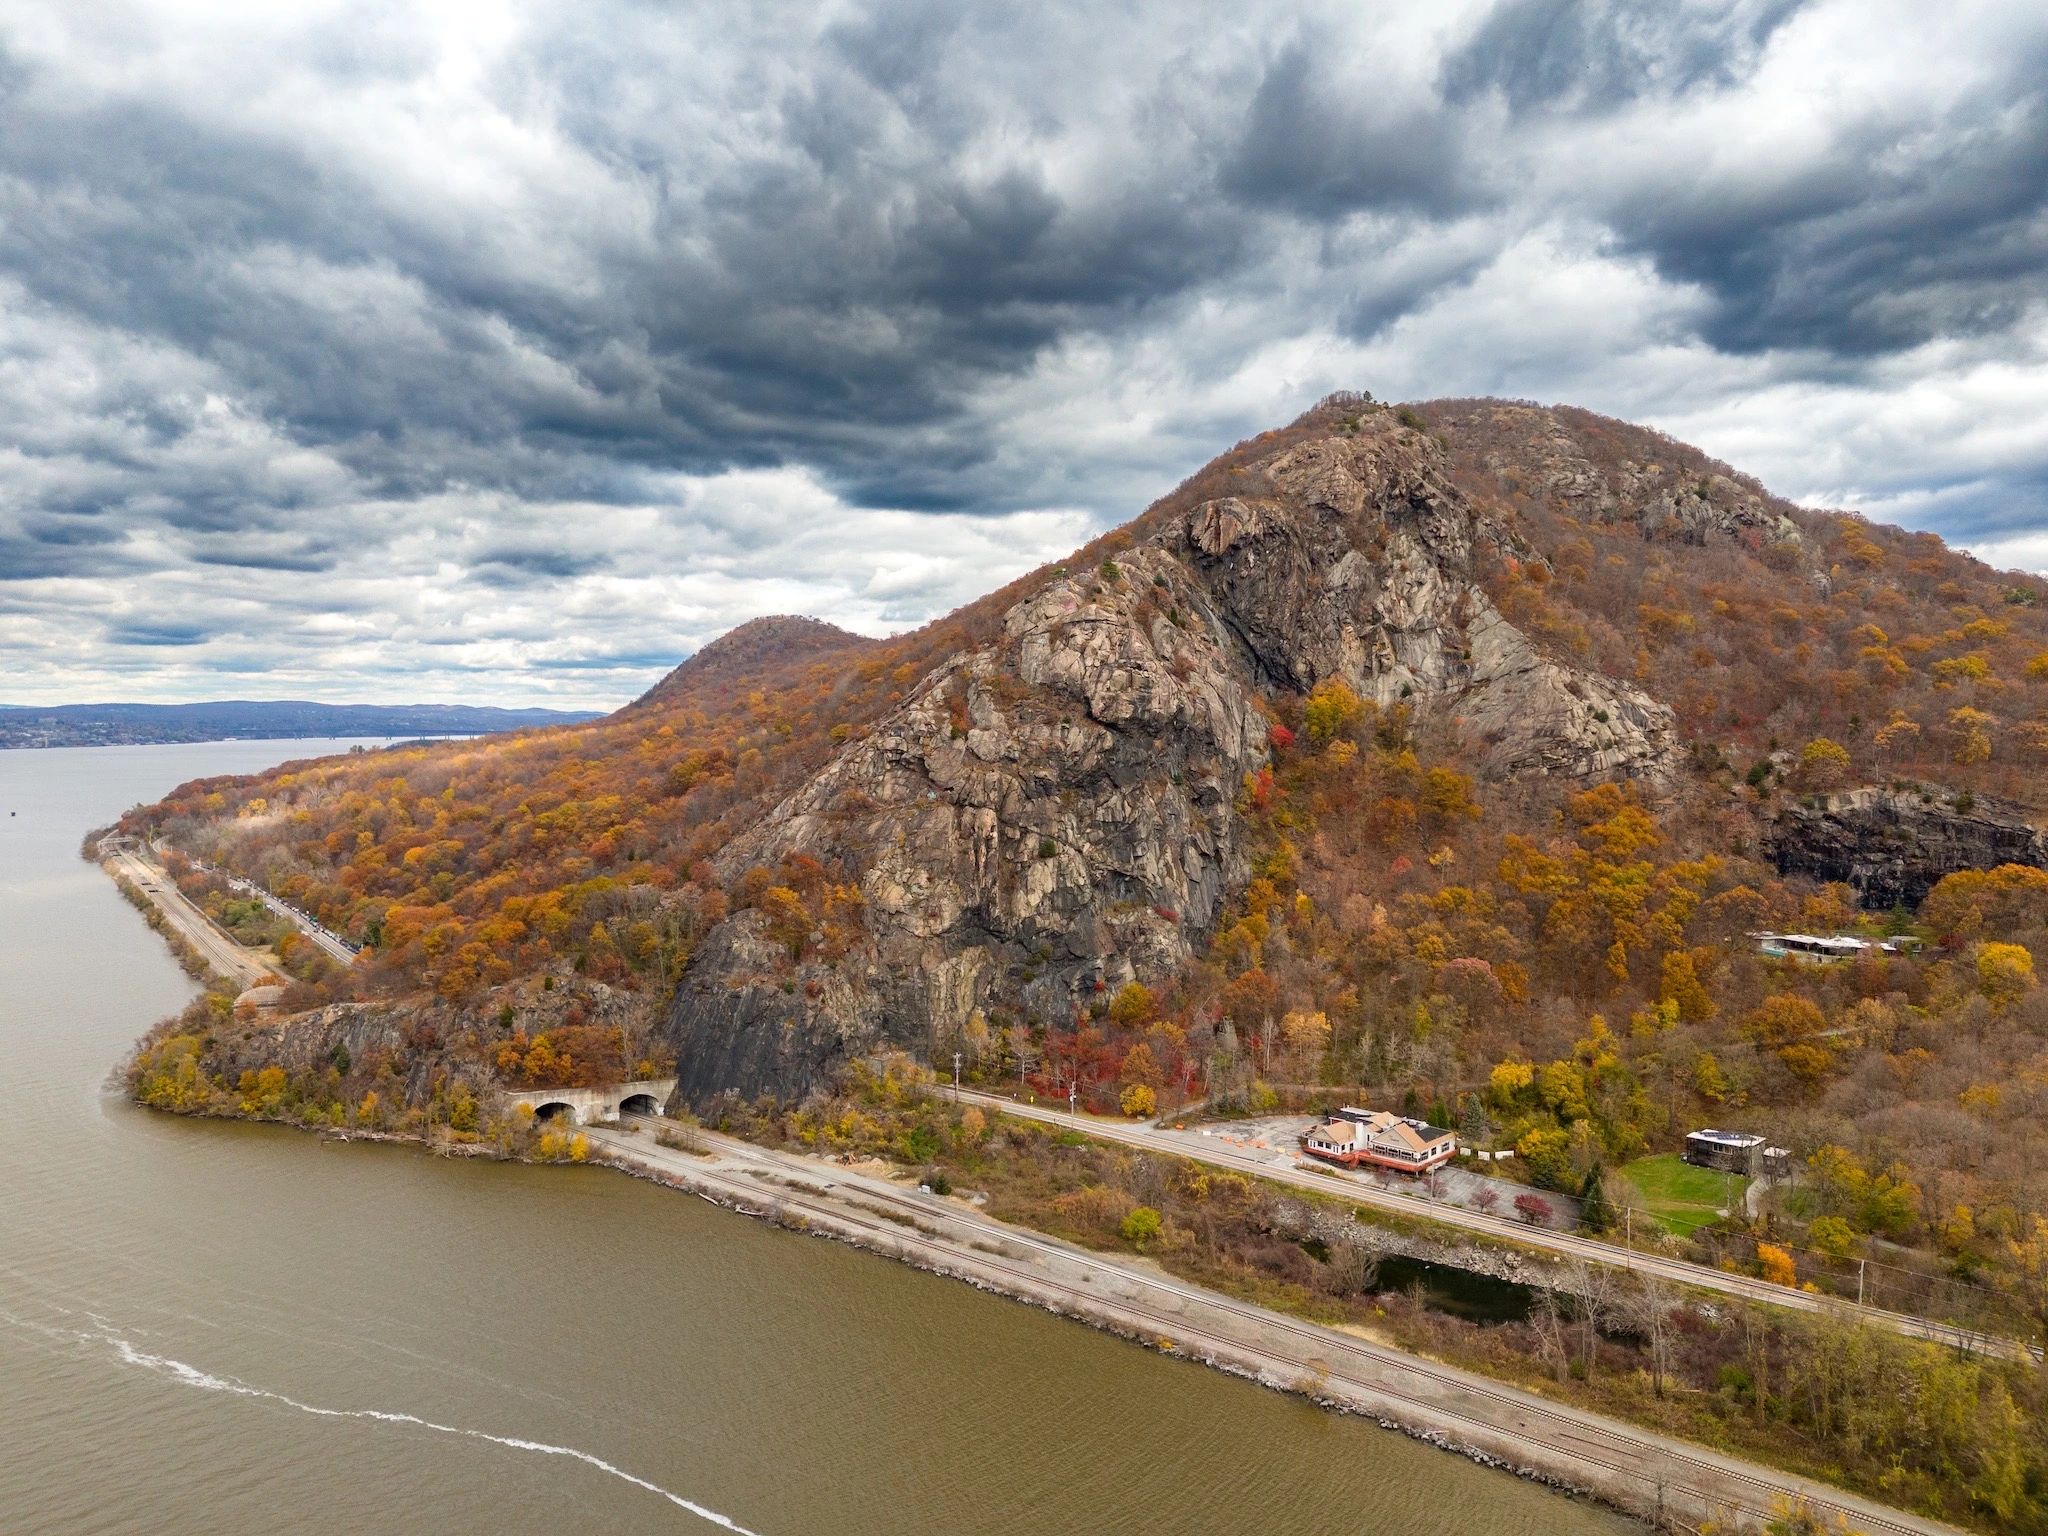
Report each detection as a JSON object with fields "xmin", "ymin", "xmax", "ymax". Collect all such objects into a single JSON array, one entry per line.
[{"xmin": 1302, "ymin": 1108, "xmax": 1456, "ymax": 1174}]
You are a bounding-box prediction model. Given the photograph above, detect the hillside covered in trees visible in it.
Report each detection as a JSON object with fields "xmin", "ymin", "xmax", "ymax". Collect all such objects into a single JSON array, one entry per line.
[{"xmin": 122, "ymin": 395, "xmax": 2048, "ymax": 1352}]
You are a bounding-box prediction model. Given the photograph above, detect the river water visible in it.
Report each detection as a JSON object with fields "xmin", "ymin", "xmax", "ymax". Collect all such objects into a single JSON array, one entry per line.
[{"xmin": 0, "ymin": 741, "xmax": 1635, "ymax": 1536}]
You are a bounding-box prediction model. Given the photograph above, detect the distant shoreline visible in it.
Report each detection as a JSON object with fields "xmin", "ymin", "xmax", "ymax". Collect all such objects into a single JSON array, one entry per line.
[{"xmin": 0, "ymin": 702, "xmax": 600, "ymax": 750}]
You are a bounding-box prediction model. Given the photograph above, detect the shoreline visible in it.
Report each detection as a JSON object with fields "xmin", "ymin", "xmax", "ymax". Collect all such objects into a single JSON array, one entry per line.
[
  {"xmin": 94, "ymin": 844, "xmax": 1962, "ymax": 1536},
  {"xmin": 588, "ymin": 1137, "xmax": 1610, "ymax": 1508},
  {"xmin": 575, "ymin": 1117, "xmax": 1960, "ymax": 1536},
  {"xmin": 115, "ymin": 1083, "xmax": 1963, "ymax": 1536}
]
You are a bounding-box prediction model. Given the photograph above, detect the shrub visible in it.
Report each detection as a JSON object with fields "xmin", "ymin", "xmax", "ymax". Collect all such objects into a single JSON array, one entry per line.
[
  {"xmin": 1120, "ymin": 1205, "xmax": 1164, "ymax": 1247},
  {"xmin": 1051, "ymin": 1184, "xmax": 1136, "ymax": 1236},
  {"xmin": 1808, "ymin": 1216, "xmax": 1859, "ymax": 1259},
  {"xmin": 1758, "ymin": 1242, "xmax": 1798, "ymax": 1286}
]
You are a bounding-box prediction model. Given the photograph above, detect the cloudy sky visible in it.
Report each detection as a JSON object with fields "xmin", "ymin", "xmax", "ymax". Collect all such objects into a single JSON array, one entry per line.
[{"xmin": 3, "ymin": 0, "xmax": 2046, "ymax": 707}]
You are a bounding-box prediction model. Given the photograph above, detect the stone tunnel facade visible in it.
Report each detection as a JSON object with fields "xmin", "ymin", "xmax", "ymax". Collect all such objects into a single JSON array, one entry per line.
[{"xmin": 499, "ymin": 1077, "xmax": 677, "ymax": 1126}]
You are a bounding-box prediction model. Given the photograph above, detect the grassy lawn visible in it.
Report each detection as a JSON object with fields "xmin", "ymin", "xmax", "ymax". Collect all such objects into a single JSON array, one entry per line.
[{"xmin": 1619, "ymin": 1153, "xmax": 1745, "ymax": 1235}]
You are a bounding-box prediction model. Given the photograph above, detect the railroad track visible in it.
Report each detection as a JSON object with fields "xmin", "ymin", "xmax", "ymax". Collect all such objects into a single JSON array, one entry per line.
[
  {"xmin": 956, "ymin": 1089, "xmax": 2031, "ymax": 1363},
  {"xmin": 597, "ymin": 1121, "xmax": 1956, "ymax": 1536}
]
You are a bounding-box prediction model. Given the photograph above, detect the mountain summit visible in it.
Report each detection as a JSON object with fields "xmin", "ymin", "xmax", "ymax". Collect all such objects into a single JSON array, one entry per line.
[
  {"xmin": 632, "ymin": 616, "xmax": 872, "ymax": 710},
  {"xmin": 665, "ymin": 400, "xmax": 1698, "ymax": 1097},
  {"xmin": 118, "ymin": 391, "xmax": 2048, "ymax": 1137}
]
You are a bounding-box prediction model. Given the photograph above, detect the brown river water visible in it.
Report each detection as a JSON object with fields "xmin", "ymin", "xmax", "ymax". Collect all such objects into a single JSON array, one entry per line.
[{"xmin": 0, "ymin": 740, "xmax": 1637, "ymax": 1536}]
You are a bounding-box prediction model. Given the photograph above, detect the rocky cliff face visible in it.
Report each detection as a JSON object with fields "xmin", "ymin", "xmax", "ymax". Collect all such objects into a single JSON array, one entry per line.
[
  {"xmin": 1443, "ymin": 400, "xmax": 1808, "ymax": 550},
  {"xmin": 1767, "ymin": 785, "xmax": 2047, "ymax": 908},
  {"xmin": 664, "ymin": 408, "xmax": 1680, "ymax": 1103}
]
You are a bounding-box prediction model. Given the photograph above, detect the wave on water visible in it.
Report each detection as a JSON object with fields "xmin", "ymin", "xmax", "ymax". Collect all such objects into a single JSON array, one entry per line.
[{"xmin": 2, "ymin": 1305, "xmax": 759, "ymax": 1534}]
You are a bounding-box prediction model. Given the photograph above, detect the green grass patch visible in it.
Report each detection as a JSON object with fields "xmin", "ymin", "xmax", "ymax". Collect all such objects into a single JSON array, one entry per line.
[{"xmin": 1620, "ymin": 1153, "xmax": 1745, "ymax": 1235}]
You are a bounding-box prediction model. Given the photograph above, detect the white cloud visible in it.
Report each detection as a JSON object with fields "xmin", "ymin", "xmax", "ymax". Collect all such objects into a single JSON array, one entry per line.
[{"xmin": 0, "ymin": 0, "xmax": 2043, "ymax": 705}]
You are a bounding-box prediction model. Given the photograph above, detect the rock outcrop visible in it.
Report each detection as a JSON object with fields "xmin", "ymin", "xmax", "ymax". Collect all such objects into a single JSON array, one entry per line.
[
  {"xmin": 1767, "ymin": 785, "xmax": 2047, "ymax": 908},
  {"xmin": 1456, "ymin": 400, "xmax": 1806, "ymax": 550},
  {"xmin": 664, "ymin": 408, "xmax": 1680, "ymax": 1103}
]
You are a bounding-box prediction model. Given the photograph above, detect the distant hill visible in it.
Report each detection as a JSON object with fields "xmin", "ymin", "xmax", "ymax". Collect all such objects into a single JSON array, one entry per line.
[
  {"xmin": 0, "ymin": 700, "xmax": 601, "ymax": 749},
  {"xmin": 631, "ymin": 615, "xmax": 874, "ymax": 711}
]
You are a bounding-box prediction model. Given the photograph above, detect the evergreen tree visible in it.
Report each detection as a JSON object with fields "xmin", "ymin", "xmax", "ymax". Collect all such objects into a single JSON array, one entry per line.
[
  {"xmin": 1580, "ymin": 1162, "xmax": 1615, "ymax": 1234},
  {"xmin": 1459, "ymin": 1093, "xmax": 1490, "ymax": 1146}
]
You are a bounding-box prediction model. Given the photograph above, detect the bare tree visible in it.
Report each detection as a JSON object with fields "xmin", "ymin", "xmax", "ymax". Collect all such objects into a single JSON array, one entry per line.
[
  {"xmin": 1324, "ymin": 1239, "xmax": 1381, "ymax": 1297},
  {"xmin": 1531, "ymin": 1286, "xmax": 1572, "ymax": 1383},
  {"xmin": 1558, "ymin": 1258, "xmax": 1619, "ymax": 1379},
  {"xmin": 1625, "ymin": 1272, "xmax": 1680, "ymax": 1397},
  {"xmin": 1005, "ymin": 1023, "xmax": 1038, "ymax": 1088}
]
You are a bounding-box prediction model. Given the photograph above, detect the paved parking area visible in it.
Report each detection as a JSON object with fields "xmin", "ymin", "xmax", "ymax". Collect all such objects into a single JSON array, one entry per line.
[{"xmin": 1156, "ymin": 1113, "xmax": 1582, "ymax": 1229}]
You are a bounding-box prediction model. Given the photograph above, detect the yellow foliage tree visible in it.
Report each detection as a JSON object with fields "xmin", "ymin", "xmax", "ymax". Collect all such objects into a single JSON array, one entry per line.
[
  {"xmin": 1873, "ymin": 711, "xmax": 1921, "ymax": 758},
  {"xmin": 1978, "ymin": 942, "xmax": 2037, "ymax": 1007},
  {"xmin": 1758, "ymin": 1243, "xmax": 1798, "ymax": 1286},
  {"xmin": 1488, "ymin": 1059, "xmax": 1535, "ymax": 1104},
  {"xmin": 1301, "ymin": 678, "xmax": 1364, "ymax": 747},
  {"xmin": 1107, "ymin": 981, "xmax": 1156, "ymax": 1028},
  {"xmin": 1949, "ymin": 705, "xmax": 1995, "ymax": 765},
  {"xmin": 1795, "ymin": 737, "xmax": 1851, "ymax": 791}
]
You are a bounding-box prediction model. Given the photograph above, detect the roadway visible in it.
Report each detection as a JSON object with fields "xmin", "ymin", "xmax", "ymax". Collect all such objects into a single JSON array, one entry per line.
[
  {"xmin": 175, "ymin": 848, "xmax": 359, "ymax": 966},
  {"xmin": 102, "ymin": 844, "xmax": 275, "ymax": 991},
  {"xmin": 953, "ymin": 1087, "xmax": 2031, "ymax": 1361},
  {"xmin": 591, "ymin": 1114, "xmax": 1963, "ymax": 1536},
  {"xmin": 218, "ymin": 872, "xmax": 357, "ymax": 965}
]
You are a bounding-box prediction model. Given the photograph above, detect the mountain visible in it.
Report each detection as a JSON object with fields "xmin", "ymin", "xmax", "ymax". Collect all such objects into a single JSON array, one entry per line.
[
  {"xmin": 658, "ymin": 395, "xmax": 2047, "ymax": 1099},
  {"xmin": 0, "ymin": 699, "xmax": 599, "ymax": 749},
  {"xmin": 664, "ymin": 403, "xmax": 1689, "ymax": 1097},
  {"xmin": 630, "ymin": 616, "xmax": 873, "ymax": 711},
  {"xmin": 117, "ymin": 394, "xmax": 2048, "ymax": 1295}
]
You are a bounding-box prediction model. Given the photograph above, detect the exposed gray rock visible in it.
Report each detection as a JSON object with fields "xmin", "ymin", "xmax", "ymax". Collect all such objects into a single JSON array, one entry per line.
[
  {"xmin": 1767, "ymin": 784, "xmax": 2047, "ymax": 908},
  {"xmin": 665, "ymin": 414, "xmax": 1682, "ymax": 1103},
  {"xmin": 1487, "ymin": 406, "xmax": 1803, "ymax": 550}
]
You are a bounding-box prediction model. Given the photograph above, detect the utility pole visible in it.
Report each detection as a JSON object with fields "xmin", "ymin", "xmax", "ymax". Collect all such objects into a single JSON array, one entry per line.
[
  {"xmin": 1858, "ymin": 1256, "xmax": 1867, "ymax": 1307},
  {"xmin": 952, "ymin": 1051, "xmax": 962, "ymax": 1103}
]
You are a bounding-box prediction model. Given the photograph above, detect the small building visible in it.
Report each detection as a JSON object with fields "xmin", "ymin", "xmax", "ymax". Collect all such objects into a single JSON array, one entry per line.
[
  {"xmin": 1683, "ymin": 1128, "xmax": 1765, "ymax": 1173},
  {"xmin": 1753, "ymin": 932, "xmax": 1916, "ymax": 963},
  {"xmin": 1304, "ymin": 1108, "xmax": 1456, "ymax": 1175}
]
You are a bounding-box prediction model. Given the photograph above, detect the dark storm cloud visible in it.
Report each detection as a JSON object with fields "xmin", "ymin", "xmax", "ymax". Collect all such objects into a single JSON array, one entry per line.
[
  {"xmin": 1222, "ymin": 38, "xmax": 1479, "ymax": 220},
  {"xmin": 188, "ymin": 548, "xmax": 342, "ymax": 574},
  {"xmin": 468, "ymin": 547, "xmax": 615, "ymax": 587},
  {"xmin": 1607, "ymin": 77, "xmax": 2048, "ymax": 357},
  {"xmin": 0, "ymin": 0, "xmax": 2045, "ymax": 704},
  {"xmin": 1440, "ymin": 0, "xmax": 1810, "ymax": 112},
  {"xmin": 0, "ymin": 535, "xmax": 102, "ymax": 581}
]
